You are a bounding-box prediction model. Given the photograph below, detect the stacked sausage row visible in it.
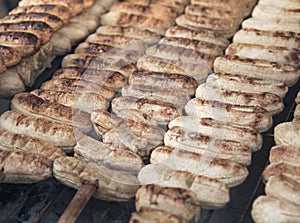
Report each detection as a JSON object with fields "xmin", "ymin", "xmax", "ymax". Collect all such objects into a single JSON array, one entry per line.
[
  {"xmin": 0, "ymin": 0, "xmax": 187, "ymax": 203},
  {"xmin": 252, "ymin": 91, "xmax": 300, "ymax": 223},
  {"xmin": 0, "ymin": 0, "xmax": 115, "ymax": 97},
  {"xmin": 126, "ymin": 1, "xmax": 263, "ymax": 222}
]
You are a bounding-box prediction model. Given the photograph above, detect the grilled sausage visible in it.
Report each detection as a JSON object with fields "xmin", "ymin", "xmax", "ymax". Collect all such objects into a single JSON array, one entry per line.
[
  {"xmin": 269, "ymin": 145, "xmax": 300, "ymax": 167},
  {"xmin": 0, "ymin": 128, "xmax": 65, "ymax": 161},
  {"xmin": 138, "ymin": 163, "xmax": 230, "ymax": 209},
  {"xmin": 112, "ymin": 96, "xmax": 182, "ymax": 126},
  {"xmin": 53, "ymin": 156, "xmax": 140, "ymax": 201},
  {"xmin": 135, "ymin": 184, "xmax": 199, "ymax": 221},
  {"xmin": 11, "ymin": 93, "xmax": 92, "ymax": 133},
  {"xmin": 74, "ymin": 135, "xmax": 143, "ymax": 173},
  {"xmin": 40, "ymin": 78, "xmax": 116, "ymax": 100},
  {"xmin": 184, "ymin": 98, "xmax": 273, "ymax": 132},
  {"xmin": 165, "ymin": 26, "xmax": 229, "ymax": 48},
  {"xmin": 252, "ymin": 196, "xmax": 300, "ymax": 223},
  {"xmin": 233, "ymin": 28, "xmax": 300, "ymax": 49},
  {"xmin": 164, "ymin": 126, "xmax": 251, "ymax": 165},
  {"xmin": 0, "ymin": 110, "xmax": 82, "ymax": 150},
  {"xmin": 150, "ymin": 146, "xmax": 249, "ymax": 187},
  {"xmin": 61, "ymin": 54, "xmax": 136, "ymax": 78},
  {"xmin": 274, "ymin": 121, "xmax": 300, "ymax": 147},
  {"xmin": 168, "ymin": 116, "xmax": 262, "ymax": 151},
  {"xmin": 0, "ymin": 31, "xmax": 40, "ymax": 57},
  {"xmin": 128, "ymin": 70, "xmax": 198, "ymax": 96},
  {"xmin": 137, "ymin": 55, "xmax": 211, "ymax": 83},
  {"xmin": 196, "ymin": 83, "xmax": 284, "ymax": 115},
  {"xmin": 9, "ymin": 4, "xmax": 72, "ymax": 23},
  {"xmin": 0, "ymin": 150, "xmax": 52, "ymax": 184},
  {"xmin": 226, "ymin": 42, "xmax": 300, "ymax": 66},
  {"xmin": 213, "ymin": 55, "xmax": 300, "ymax": 86},
  {"xmin": 51, "ymin": 67, "xmax": 127, "ymax": 92},
  {"xmin": 206, "ymin": 73, "xmax": 288, "ymax": 98},
  {"xmin": 96, "ymin": 25, "xmax": 160, "ymax": 45},
  {"xmin": 31, "ymin": 89, "xmax": 109, "ymax": 113}
]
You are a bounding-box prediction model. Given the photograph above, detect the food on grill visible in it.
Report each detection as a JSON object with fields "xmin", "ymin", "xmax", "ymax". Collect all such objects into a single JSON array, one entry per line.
[
  {"xmin": 158, "ymin": 37, "xmax": 224, "ymax": 56},
  {"xmin": 51, "ymin": 68, "xmax": 127, "ymax": 92},
  {"xmin": 169, "ymin": 116, "xmax": 262, "ymax": 151},
  {"xmin": 0, "ymin": 31, "xmax": 40, "ymax": 57},
  {"xmin": 265, "ymin": 175, "xmax": 300, "ymax": 206},
  {"xmin": 214, "ymin": 55, "xmax": 299, "ymax": 86},
  {"xmin": 96, "ymin": 26, "xmax": 160, "ymax": 45},
  {"xmin": 109, "ymin": 2, "xmax": 178, "ymax": 19},
  {"xmin": 0, "ymin": 150, "xmax": 52, "ymax": 184},
  {"xmin": 1, "ymin": 12, "xmax": 63, "ymax": 31},
  {"xmin": 138, "ymin": 163, "xmax": 230, "ymax": 209},
  {"xmin": 61, "ymin": 54, "xmax": 136, "ymax": 77},
  {"xmin": 251, "ymin": 196, "xmax": 300, "ymax": 223},
  {"xmin": 184, "ymin": 4, "xmax": 242, "ymax": 20},
  {"xmin": 0, "ymin": 21, "xmax": 53, "ymax": 45},
  {"xmin": 101, "ymin": 12, "xmax": 174, "ymax": 35},
  {"xmin": 11, "ymin": 93, "xmax": 92, "ymax": 133},
  {"xmin": 74, "ymin": 135, "xmax": 143, "ymax": 173},
  {"xmin": 75, "ymin": 42, "xmax": 143, "ymax": 62},
  {"xmin": 196, "ymin": 83, "xmax": 284, "ymax": 115},
  {"xmin": 112, "ymin": 96, "xmax": 182, "ymax": 126},
  {"xmin": 122, "ymin": 84, "xmax": 190, "ymax": 107},
  {"xmin": 165, "ymin": 26, "xmax": 229, "ymax": 48},
  {"xmin": 242, "ymin": 17, "xmax": 300, "ymax": 33},
  {"xmin": 31, "ymin": 89, "xmax": 109, "ymax": 113},
  {"xmin": 40, "ymin": 78, "xmax": 116, "ymax": 100},
  {"xmin": 137, "ymin": 55, "xmax": 211, "ymax": 83},
  {"xmin": 91, "ymin": 110, "xmax": 165, "ymax": 139},
  {"xmin": 128, "ymin": 70, "xmax": 198, "ymax": 96},
  {"xmin": 226, "ymin": 43, "xmax": 300, "ymax": 66},
  {"xmin": 18, "ymin": 0, "xmax": 89, "ymax": 16},
  {"xmin": 206, "ymin": 73, "xmax": 288, "ymax": 98},
  {"xmin": 164, "ymin": 127, "xmax": 251, "ymax": 165},
  {"xmin": 175, "ymin": 14, "xmax": 240, "ymax": 38},
  {"xmin": 145, "ymin": 44, "xmax": 213, "ymax": 67},
  {"xmin": 274, "ymin": 121, "xmax": 300, "ymax": 147},
  {"xmin": 135, "ymin": 184, "xmax": 199, "ymax": 221},
  {"xmin": 124, "ymin": 0, "xmax": 187, "ymax": 13},
  {"xmin": 151, "ymin": 146, "xmax": 248, "ymax": 187},
  {"xmin": 269, "ymin": 145, "xmax": 300, "ymax": 167},
  {"xmin": 9, "ymin": 4, "xmax": 72, "ymax": 23},
  {"xmin": 0, "ymin": 110, "xmax": 82, "ymax": 150},
  {"xmin": 53, "ymin": 156, "xmax": 139, "ymax": 201},
  {"xmin": 85, "ymin": 33, "xmax": 148, "ymax": 51},
  {"xmin": 91, "ymin": 110, "xmax": 164, "ymax": 157},
  {"xmin": 0, "ymin": 128, "xmax": 65, "ymax": 161},
  {"xmin": 233, "ymin": 28, "xmax": 300, "ymax": 49},
  {"xmin": 263, "ymin": 162, "xmax": 300, "ymax": 183},
  {"xmin": 130, "ymin": 208, "xmax": 188, "ymax": 223},
  {"xmin": 184, "ymin": 99, "xmax": 272, "ymax": 132}
]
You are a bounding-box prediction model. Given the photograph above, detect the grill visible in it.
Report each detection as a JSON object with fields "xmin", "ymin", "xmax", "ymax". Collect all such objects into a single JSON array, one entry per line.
[{"xmin": 0, "ymin": 55, "xmax": 299, "ymax": 223}]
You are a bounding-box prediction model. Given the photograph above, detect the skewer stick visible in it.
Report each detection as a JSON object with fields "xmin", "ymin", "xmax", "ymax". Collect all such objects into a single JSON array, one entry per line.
[{"xmin": 58, "ymin": 184, "xmax": 97, "ymax": 223}]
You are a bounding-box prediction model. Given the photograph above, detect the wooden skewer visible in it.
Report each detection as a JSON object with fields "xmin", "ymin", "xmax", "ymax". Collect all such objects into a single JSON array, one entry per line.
[{"xmin": 58, "ymin": 184, "xmax": 97, "ymax": 223}]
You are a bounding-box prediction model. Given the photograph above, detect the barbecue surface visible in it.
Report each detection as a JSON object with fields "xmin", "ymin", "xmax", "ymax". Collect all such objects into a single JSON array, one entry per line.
[{"xmin": 0, "ymin": 56, "xmax": 299, "ymax": 222}]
